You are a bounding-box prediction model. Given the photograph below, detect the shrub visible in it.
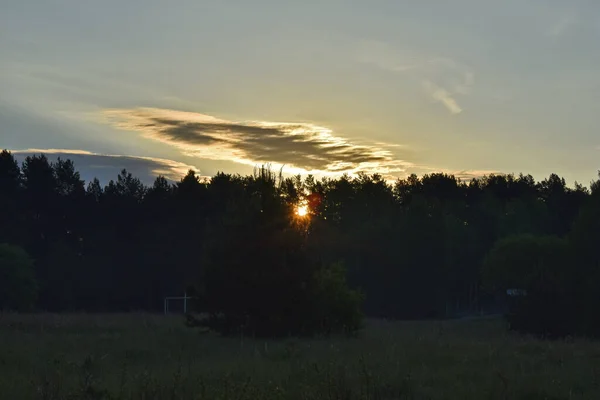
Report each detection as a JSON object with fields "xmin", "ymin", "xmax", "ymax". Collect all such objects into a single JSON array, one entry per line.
[
  {"xmin": 188, "ymin": 170, "xmax": 364, "ymax": 338},
  {"xmin": 482, "ymin": 234, "xmax": 575, "ymax": 338},
  {"xmin": 191, "ymin": 244, "xmax": 364, "ymax": 338},
  {"xmin": 0, "ymin": 243, "xmax": 37, "ymax": 311},
  {"xmin": 309, "ymin": 261, "xmax": 364, "ymax": 335}
]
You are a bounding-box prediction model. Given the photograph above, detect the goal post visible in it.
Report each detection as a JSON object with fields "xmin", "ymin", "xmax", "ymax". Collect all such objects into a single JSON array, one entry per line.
[{"xmin": 163, "ymin": 292, "xmax": 196, "ymax": 315}]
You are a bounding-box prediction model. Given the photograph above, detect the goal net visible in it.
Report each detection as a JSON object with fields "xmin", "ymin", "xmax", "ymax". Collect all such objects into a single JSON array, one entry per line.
[{"xmin": 163, "ymin": 292, "xmax": 197, "ymax": 314}]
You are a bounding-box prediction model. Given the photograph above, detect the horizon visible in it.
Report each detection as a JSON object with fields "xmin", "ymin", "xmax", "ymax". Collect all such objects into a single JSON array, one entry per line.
[
  {"xmin": 2, "ymin": 1, "xmax": 600, "ymax": 186},
  {"xmin": 5, "ymin": 148, "xmax": 597, "ymax": 190}
]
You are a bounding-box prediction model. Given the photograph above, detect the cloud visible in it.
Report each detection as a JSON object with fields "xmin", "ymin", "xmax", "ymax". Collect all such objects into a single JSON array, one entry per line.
[
  {"xmin": 11, "ymin": 149, "xmax": 201, "ymax": 184},
  {"xmin": 446, "ymin": 170, "xmax": 502, "ymax": 181},
  {"xmin": 411, "ymin": 165, "xmax": 501, "ymax": 181},
  {"xmin": 101, "ymin": 107, "xmax": 413, "ymax": 177},
  {"xmin": 547, "ymin": 14, "xmax": 577, "ymax": 37},
  {"xmin": 423, "ymin": 81, "xmax": 463, "ymax": 115},
  {"xmin": 355, "ymin": 41, "xmax": 473, "ymax": 115}
]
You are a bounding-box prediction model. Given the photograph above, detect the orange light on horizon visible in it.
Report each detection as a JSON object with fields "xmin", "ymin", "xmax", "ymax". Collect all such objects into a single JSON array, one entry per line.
[{"xmin": 296, "ymin": 205, "xmax": 309, "ymax": 217}]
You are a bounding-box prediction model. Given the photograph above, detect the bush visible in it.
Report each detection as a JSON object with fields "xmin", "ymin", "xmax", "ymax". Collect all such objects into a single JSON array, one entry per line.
[
  {"xmin": 568, "ymin": 199, "xmax": 600, "ymax": 336},
  {"xmin": 309, "ymin": 261, "xmax": 364, "ymax": 335},
  {"xmin": 485, "ymin": 201, "xmax": 600, "ymax": 338},
  {"xmin": 191, "ymin": 238, "xmax": 364, "ymax": 338},
  {"xmin": 0, "ymin": 243, "xmax": 37, "ymax": 311},
  {"xmin": 482, "ymin": 234, "xmax": 570, "ymax": 294},
  {"xmin": 482, "ymin": 234, "xmax": 575, "ymax": 338},
  {"xmin": 188, "ymin": 171, "xmax": 364, "ymax": 338}
]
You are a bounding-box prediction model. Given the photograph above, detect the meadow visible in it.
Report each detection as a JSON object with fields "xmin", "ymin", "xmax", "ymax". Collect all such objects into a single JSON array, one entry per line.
[{"xmin": 0, "ymin": 314, "xmax": 598, "ymax": 400}]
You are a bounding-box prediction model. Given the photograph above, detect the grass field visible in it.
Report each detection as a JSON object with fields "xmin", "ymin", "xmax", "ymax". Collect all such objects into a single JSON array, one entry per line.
[{"xmin": 0, "ymin": 314, "xmax": 598, "ymax": 399}]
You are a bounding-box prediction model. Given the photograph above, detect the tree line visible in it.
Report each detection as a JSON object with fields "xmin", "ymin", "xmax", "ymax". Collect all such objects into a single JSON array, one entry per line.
[{"xmin": 1, "ymin": 149, "xmax": 599, "ymax": 337}]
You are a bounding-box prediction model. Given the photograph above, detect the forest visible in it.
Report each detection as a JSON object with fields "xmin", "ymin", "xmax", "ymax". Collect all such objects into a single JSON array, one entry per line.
[{"xmin": 1, "ymin": 149, "xmax": 600, "ymax": 338}]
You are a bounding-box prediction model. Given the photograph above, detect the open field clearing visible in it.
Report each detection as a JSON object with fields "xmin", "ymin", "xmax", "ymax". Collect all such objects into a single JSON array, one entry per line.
[{"xmin": 0, "ymin": 314, "xmax": 599, "ymax": 399}]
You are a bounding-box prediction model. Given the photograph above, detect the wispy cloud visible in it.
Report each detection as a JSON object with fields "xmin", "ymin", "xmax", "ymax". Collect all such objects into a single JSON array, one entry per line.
[
  {"xmin": 547, "ymin": 14, "xmax": 578, "ymax": 37},
  {"xmin": 9, "ymin": 148, "xmax": 501, "ymax": 186},
  {"xmin": 445, "ymin": 170, "xmax": 502, "ymax": 181},
  {"xmin": 355, "ymin": 41, "xmax": 473, "ymax": 115},
  {"xmin": 411, "ymin": 165, "xmax": 501, "ymax": 181},
  {"xmin": 422, "ymin": 81, "xmax": 463, "ymax": 115},
  {"xmin": 11, "ymin": 149, "xmax": 201, "ymax": 184},
  {"xmin": 101, "ymin": 107, "xmax": 413, "ymax": 177}
]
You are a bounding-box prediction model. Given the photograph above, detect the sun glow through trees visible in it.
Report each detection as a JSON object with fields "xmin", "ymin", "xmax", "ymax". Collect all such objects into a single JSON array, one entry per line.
[{"xmin": 296, "ymin": 204, "xmax": 309, "ymax": 217}]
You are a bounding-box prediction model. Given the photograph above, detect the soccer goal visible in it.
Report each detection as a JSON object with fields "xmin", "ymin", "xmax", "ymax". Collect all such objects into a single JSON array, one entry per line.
[{"xmin": 163, "ymin": 292, "xmax": 196, "ymax": 315}]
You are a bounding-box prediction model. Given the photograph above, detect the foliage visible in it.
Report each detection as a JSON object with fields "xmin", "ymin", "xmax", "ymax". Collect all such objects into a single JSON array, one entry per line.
[
  {"xmin": 482, "ymin": 235, "xmax": 575, "ymax": 337},
  {"xmin": 0, "ymin": 243, "xmax": 37, "ymax": 311},
  {"xmin": 567, "ymin": 194, "xmax": 600, "ymax": 336},
  {"xmin": 309, "ymin": 261, "xmax": 364, "ymax": 335},
  {"xmin": 482, "ymin": 234, "xmax": 570, "ymax": 293},
  {"xmin": 482, "ymin": 196, "xmax": 600, "ymax": 337},
  {"xmin": 191, "ymin": 167, "xmax": 362, "ymax": 337},
  {"xmin": 1, "ymin": 148, "xmax": 600, "ymax": 337}
]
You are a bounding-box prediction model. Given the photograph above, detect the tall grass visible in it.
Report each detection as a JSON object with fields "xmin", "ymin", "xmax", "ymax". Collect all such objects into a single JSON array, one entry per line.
[{"xmin": 0, "ymin": 313, "xmax": 598, "ymax": 399}]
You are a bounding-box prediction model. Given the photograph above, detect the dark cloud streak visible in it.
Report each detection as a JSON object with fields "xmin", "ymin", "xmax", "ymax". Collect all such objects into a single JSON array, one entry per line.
[
  {"xmin": 11, "ymin": 149, "xmax": 200, "ymax": 185},
  {"xmin": 103, "ymin": 108, "xmax": 411, "ymax": 176}
]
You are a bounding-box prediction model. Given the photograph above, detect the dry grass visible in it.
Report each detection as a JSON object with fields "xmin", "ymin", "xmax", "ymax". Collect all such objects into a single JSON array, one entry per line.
[{"xmin": 0, "ymin": 313, "xmax": 598, "ymax": 399}]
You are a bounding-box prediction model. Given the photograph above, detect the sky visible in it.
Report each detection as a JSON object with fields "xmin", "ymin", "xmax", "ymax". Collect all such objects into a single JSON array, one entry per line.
[{"xmin": 2, "ymin": 0, "xmax": 600, "ymax": 185}]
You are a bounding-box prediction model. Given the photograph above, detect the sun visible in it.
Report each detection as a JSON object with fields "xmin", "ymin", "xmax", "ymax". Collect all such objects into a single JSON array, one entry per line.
[{"xmin": 295, "ymin": 205, "xmax": 309, "ymax": 217}]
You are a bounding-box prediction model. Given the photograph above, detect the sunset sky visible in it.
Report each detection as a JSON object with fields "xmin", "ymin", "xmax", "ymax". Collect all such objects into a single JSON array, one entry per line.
[{"xmin": 2, "ymin": 0, "xmax": 599, "ymax": 185}]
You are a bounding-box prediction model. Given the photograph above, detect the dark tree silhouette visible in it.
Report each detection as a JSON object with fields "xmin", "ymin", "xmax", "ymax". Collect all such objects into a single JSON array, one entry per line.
[
  {"xmin": 0, "ymin": 148, "xmax": 599, "ymax": 337},
  {"xmin": 0, "ymin": 243, "xmax": 37, "ymax": 311}
]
